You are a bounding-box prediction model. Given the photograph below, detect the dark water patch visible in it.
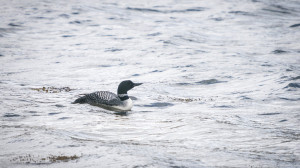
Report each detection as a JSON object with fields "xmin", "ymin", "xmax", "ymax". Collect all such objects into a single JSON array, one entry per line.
[
  {"xmin": 102, "ymin": 34, "xmax": 115, "ymax": 37},
  {"xmin": 262, "ymin": 9, "xmax": 290, "ymax": 14},
  {"xmin": 31, "ymin": 87, "xmax": 72, "ymax": 93},
  {"xmin": 262, "ymin": 5, "xmax": 292, "ymax": 14},
  {"xmin": 284, "ymin": 83, "xmax": 300, "ymax": 88},
  {"xmin": 184, "ymin": 7, "xmax": 205, "ymax": 12},
  {"xmin": 170, "ymin": 166, "xmax": 189, "ymax": 168},
  {"xmin": 258, "ymin": 112, "xmax": 281, "ymax": 116},
  {"xmin": 34, "ymin": 16, "xmax": 52, "ymax": 20},
  {"xmin": 8, "ymin": 23, "xmax": 22, "ymax": 27},
  {"xmin": 105, "ymin": 48, "xmax": 122, "ymax": 52},
  {"xmin": 212, "ymin": 17, "xmax": 224, "ymax": 21},
  {"xmin": 279, "ymin": 97, "xmax": 300, "ymax": 101},
  {"xmin": 279, "ymin": 119, "xmax": 288, "ymax": 122},
  {"xmin": 275, "ymin": 130, "xmax": 300, "ymax": 140},
  {"xmin": 69, "ymin": 20, "xmax": 92, "ymax": 25},
  {"xmin": 127, "ymin": 7, "xmax": 161, "ymax": 13},
  {"xmin": 59, "ymin": 14, "xmax": 70, "ymax": 18},
  {"xmin": 228, "ymin": 11, "xmax": 254, "ymax": 16},
  {"xmin": 0, "ymin": 54, "xmax": 3, "ymax": 57},
  {"xmin": 132, "ymin": 74, "xmax": 140, "ymax": 76},
  {"xmin": 272, "ymin": 49, "xmax": 288, "ymax": 54},
  {"xmin": 290, "ymin": 23, "xmax": 300, "ymax": 28},
  {"xmin": 261, "ymin": 64, "xmax": 272, "ymax": 67},
  {"xmin": 126, "ymin": 7, "xmax": 205, "ymax": 13},
  {"xmin": 176, "ymin": 82, "xmax": 192, "ymax": 86},
  {"xmin": 114, "ymin": 37, "xmax": 133, "ymax": 40},
  {"xmin": 32, "ymin": 114, "xmax": 40, "ymax": 116},
  {"xmin": 290, "ymin": 76, "xmax": 300, "ymax": 80},
  {"xmin": 69, "ymin": 20, "xmax": 81, "ymax": 24},
  {"xmin": 58, "ymin": 117, "xmax": 70, "ymax": 120},
  {"xmin": 196, "ymin": 79, "xmax": 225, "ymax": 85},
  {"xmin": 151, "ymin": 70, "xmax": 163, "ymax": 73},
  {"xmin": 3, "ymin": 113, "xmax": 20, "ymax": 117},
  {"xmin": 286, "ymin": 69, "xmax": 292, "ymax": 72},
  {"xmin": 98, "ymin": 65, "xmax": 111, "ymax": 68},
  {"xmin": 147, "ymin": 32, "xmax": 161, "ymax": 36},
  {"xmin": 194, "ymin": 50, "xmax": 206, "ymax": 54},
  {"xmin": 72, "ymin": 12, "xmax": 80, "ymax": 15},
  {"xmin": 143, "ymin": 102, "xmax": 174, "ymax": 107},
  {"xmin": 173, "ymin": 65, "xmax": 194, "ymax": 68},
  {"xmin": 89, "ymin": 24, "xmax": 100, "ymax": 27},
  {"xmin": 240, "ymin": 96, "xmax": 252, "ymax": 100},
  {"xmin": 214, "ymin": 105, "xmax": 234, "ymax": 108},
  {"xmin": 48, "ymin": 112, "xmax": 61, "ymax": 115},
  {"xmin": 54, "ymin": 104, "xmax": 65, "ymax": 108},
  {"xmin": 62, "ymin": 35, "xmax": 74, "ymax": 38},
  {"xmin": 161, "ymin": 40, "xmax": 173, "ymax": 45}
]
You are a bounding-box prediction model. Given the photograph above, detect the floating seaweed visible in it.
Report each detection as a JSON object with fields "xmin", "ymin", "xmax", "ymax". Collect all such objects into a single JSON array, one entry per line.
[
  {"xmin": 10, "ymin": 154, "xmax": 80, "ymax": 164},
  {"xmin": 160, "ymin": 95, "xmax": 202, "ymax": 102},
  {"xmin": 31, "ymin": 87, "xmax": 72, "ymax": 93}
]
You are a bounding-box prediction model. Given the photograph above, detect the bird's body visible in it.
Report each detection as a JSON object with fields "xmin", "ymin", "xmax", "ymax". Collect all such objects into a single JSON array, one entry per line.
[{"xmin": 73, "ymin": 80, "xmax": 142, "ymax": 111}]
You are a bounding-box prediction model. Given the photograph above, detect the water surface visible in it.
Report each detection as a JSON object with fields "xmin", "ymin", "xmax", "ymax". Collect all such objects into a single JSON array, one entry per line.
[{"xmin": 1, "ymin": 0, "xmax": 300, "ymax": 167}]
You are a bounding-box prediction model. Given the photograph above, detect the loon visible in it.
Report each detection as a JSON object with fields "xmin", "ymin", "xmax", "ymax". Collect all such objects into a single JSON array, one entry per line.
[{"xmin": 73, "ymin": 80, "xmax": 142, "ymax": 111}]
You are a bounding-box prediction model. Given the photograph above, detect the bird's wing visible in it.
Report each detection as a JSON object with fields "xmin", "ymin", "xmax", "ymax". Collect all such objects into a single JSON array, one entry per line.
[{"xmin": 85, "ymin": 91, "xmax": 121, "ymax": 106}]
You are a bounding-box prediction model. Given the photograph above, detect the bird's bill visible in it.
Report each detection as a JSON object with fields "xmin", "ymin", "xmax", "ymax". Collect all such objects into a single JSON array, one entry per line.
[{"xmin": 133, "ymin": 83, "xmax": 143, "ymax": 87}]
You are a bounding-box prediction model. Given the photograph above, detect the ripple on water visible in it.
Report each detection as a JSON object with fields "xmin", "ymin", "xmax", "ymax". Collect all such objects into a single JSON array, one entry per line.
[
  {"xmin": 147, "ymin": 32, "xmax": 161, "ymax": 36},
  {"xmin": 105, "ymin": 48, "xmax": 123, "ymax": 52},
  {"xmin": 8, "ymin": 23, "xmax": 22, "ymax": 27},
  {"xmin": 142, "ymin": 102, "xmax": 174, "ymax": 108},
  {"xmin": 290, "ymin": 23, "xmax": 300, "ymax": 27},
  {"xmin": 54, "ymin": 104, "xmax": 65, "ymax": 108},
  {"xmin": 176, "ymin": 79, "xmax": 225, "ymax": 86},
  {"xmin": 62, "ymin": 35, "xmax": 75, "ymax": 38},
  {"xmin": 228, "ymin": 11, "xmax": 254, "ymax": 16},
  {"xmin": 58, "ymin": 117, "xmax": 71, "ymax": 120},
  {"xmin": 284, "ymin": 83, "xmax": 300, "ymax": 88},
  {"xmin": 272, "ymin": 49, "xmax": 289, "ymax": 54},
  {"xmin": 126, "ymin": 7, "xmax": 205, "ymax": 13},
  {"xmin": 290, "ymin": 76, "xmax": 300, "ymax": 80},
  {"xmin": 258, "ymin": 112, "xmax": 281, "ymax": 116},
  {"xmin": 48, "ymin": 112, "xmax": 61, "ymax": 116},
  {"xmin": 195, "ymin": 79, "xmax": 225, "ymax": 85},
  {"xmin": 3, "ymin": 113, "xmax": 21, "ymax": 117},
  {"xmin": 59, "ymin": 14, "xmax": 70, "ymax": 18},
  {"xmin": 262, "ymin": 5, "xmax": 292, "ymax": 14}
]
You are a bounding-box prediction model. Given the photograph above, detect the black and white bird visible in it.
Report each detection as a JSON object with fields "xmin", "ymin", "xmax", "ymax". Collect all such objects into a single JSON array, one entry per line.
[{"xmin": 73, "ymin": 80, "xmax": 142, "ymax": 111}]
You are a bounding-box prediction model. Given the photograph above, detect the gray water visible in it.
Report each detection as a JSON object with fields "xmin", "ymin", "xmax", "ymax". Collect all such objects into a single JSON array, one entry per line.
[{"xmin": 1, "ymin": 0, "xmax": 300, "ymax": 167}]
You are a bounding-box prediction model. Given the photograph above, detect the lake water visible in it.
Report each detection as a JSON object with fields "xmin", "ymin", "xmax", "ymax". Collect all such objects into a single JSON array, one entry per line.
[{"xmin": 1, "ymin": 0, "xmax": 300, "ymax": 167}]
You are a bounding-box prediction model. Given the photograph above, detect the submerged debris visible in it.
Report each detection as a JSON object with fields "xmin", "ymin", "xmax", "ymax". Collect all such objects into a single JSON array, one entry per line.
[
  {"xmin": 10, "ymin": 154, "xmax": 80, "ymax": 164},
  {"xmin": 160, "ymin": 95, "xmax": 202, "ymax": 102},
  {"xmin": 31, "ymin": 87, "xmax": 72, "ymax": 93}
]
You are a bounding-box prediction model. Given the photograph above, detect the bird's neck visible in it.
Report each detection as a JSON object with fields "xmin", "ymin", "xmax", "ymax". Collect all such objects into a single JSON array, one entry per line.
[{"xmin": 118, "ymin": 91, "xmax": 129, "ymax": 101}]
